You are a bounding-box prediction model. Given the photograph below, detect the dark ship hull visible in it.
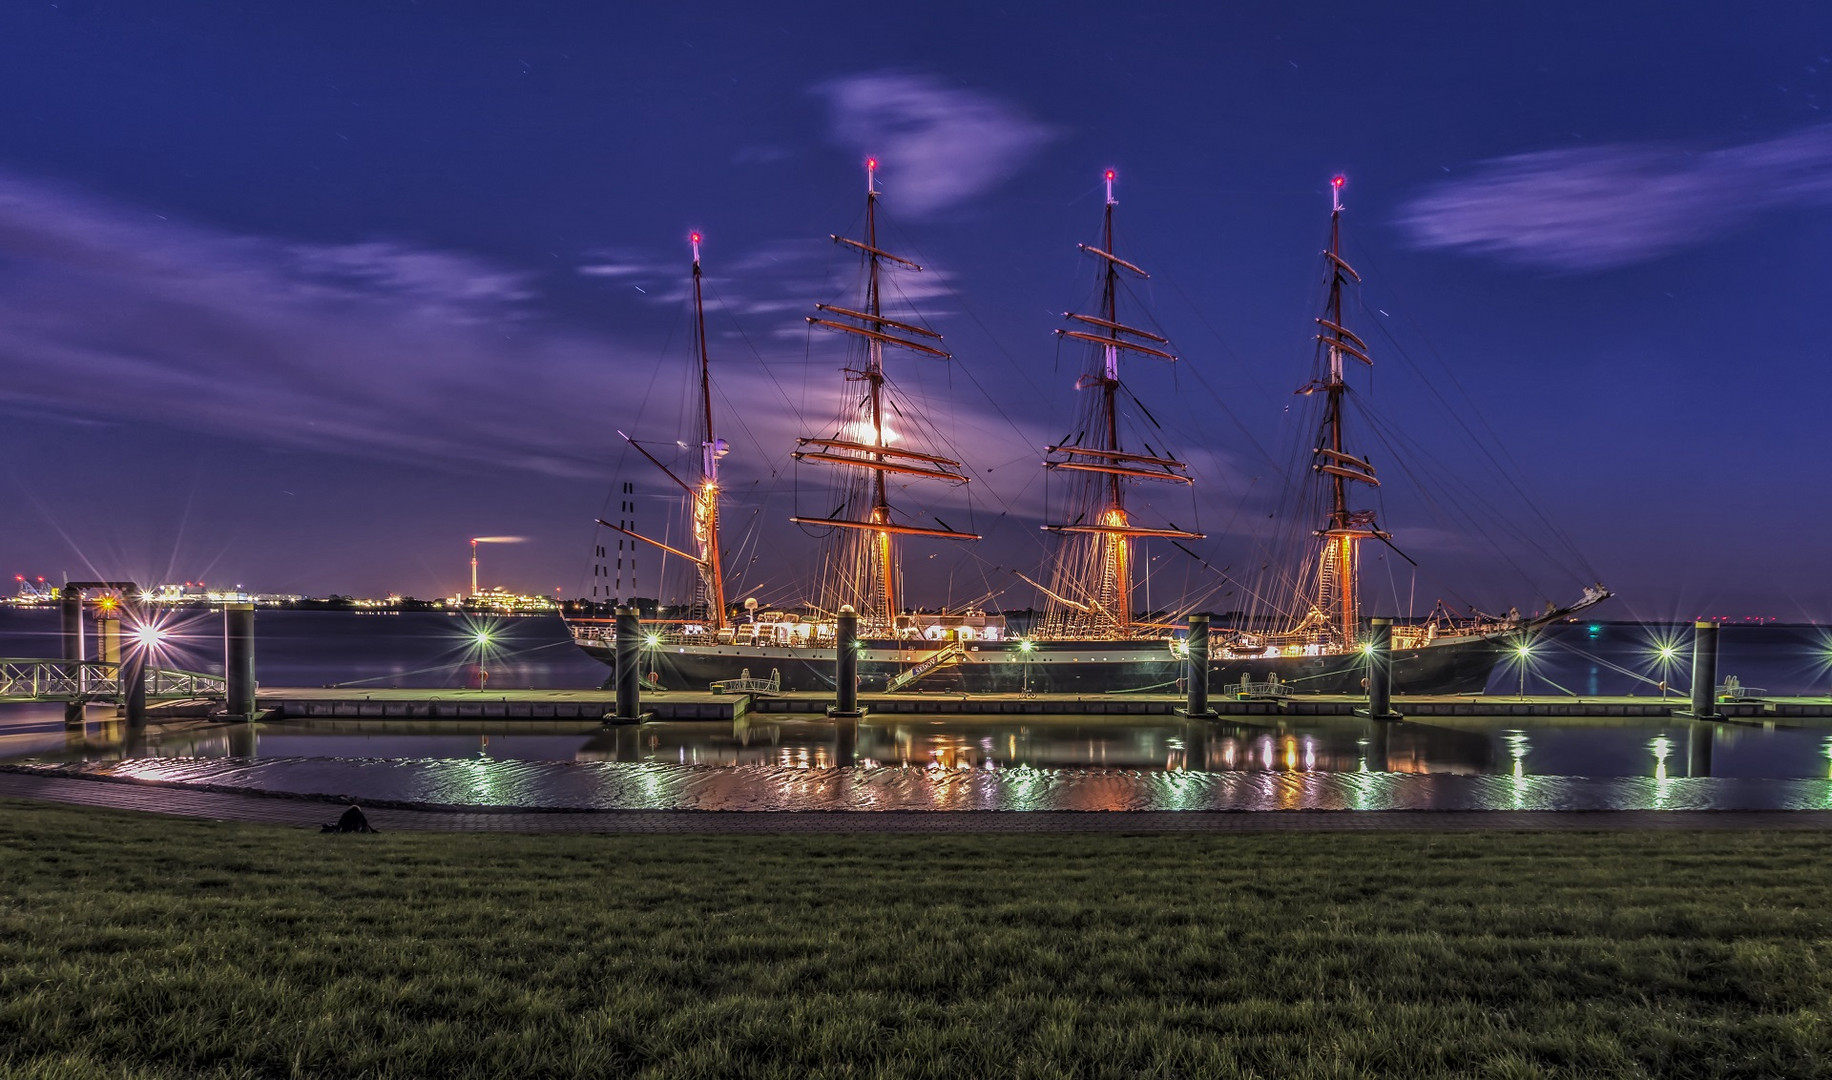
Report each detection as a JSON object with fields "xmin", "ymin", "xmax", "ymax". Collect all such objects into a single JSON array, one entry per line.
[{"xmin": 572, "ymin": 629, "xmax": 1508, "ymax": 697}]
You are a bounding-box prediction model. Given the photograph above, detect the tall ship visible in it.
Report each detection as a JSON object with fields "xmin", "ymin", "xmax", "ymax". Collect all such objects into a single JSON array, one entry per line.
[
  {"xmin": 1202, "ymin": 175, "xmax": 1608, "ymax": 693},
  {"xmin": 569, "ymin": 170, "xmax": 1607, "ymax": 695}
]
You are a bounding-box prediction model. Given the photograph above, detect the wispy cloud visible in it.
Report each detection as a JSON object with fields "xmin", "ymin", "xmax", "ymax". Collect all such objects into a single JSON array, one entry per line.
[
  {"xmin": 1400, "ymin": 125, "xmax": 1832, "ymax": 270},
  {"xmin": 0, "ymin": 169, "xmax": 1012, "ymax": 504},
  {"xmin": 814, "ymin": 72, "xmax": 1056, "ymax": 217},
  {"xmin": 0, "ymin": 172, "xmax": 636, "ymax": 476}
]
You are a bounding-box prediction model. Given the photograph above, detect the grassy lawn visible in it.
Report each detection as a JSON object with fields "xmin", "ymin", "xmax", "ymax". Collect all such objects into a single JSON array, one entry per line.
[{"xmin": 0, "ymin": 802, "xmax": 1828, "ymax": 1078}]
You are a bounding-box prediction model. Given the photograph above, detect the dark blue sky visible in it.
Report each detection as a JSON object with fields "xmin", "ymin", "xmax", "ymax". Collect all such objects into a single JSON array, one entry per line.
[{"xmin": 1, "ymin": 1, "xmax": 1827, "ymax": 620}]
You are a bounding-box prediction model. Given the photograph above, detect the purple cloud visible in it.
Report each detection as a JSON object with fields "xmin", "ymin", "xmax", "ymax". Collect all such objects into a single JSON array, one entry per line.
[
  {"xmin": 0, "ymin": 172, "xmax": 637, "ymax": 476},
  {"xmin": 1400, "ymin": 125, "xmax": 1832, "ymax": 270},
  {"xmin": 0, "ymin": 170, "xmax": 1033, "ymax": 508},
  {"xmin": 814, "ymin": 72, "xmax": 1056, "ymax": 217}
]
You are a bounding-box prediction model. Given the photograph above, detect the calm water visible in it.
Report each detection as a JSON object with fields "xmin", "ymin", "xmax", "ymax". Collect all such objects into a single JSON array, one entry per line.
[
  {"xmin": 4, "ymin": 609, "xmax": 1831, "ymax": 811},
  {"xmin": 4, "ymin": 607, "xmax": 1829, "ymax": 696}
]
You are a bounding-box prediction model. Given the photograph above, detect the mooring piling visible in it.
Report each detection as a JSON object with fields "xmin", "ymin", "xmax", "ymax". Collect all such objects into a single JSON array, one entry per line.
[
  {"xmin": 121, "ymin": 619, "xmax": 148, "ymax": 729},
  {"xmin": 1682, "ymin": 620, "xmax": 1722, "ymax": 720},
  {"xmin": 606, "ymin": 605, "xmax": 648, "ymax": 723},
  {"xmin": 829, "ymin": 605, "xmax": 864, "ymax": 719},
  {"xmin": 60, "ymin": 588, "xmax": 84, "ymax": 726},
  {"xmin": 1356, "ymin": 617, "xmax": 1402, "ymax": 720},
  {"xmin": 1176, "ymin": 612, "xmax": 1217, "ymax": 719},
  {"xmin": 224, "ymin": 602, "xmax": 257, "ymax": 721}
]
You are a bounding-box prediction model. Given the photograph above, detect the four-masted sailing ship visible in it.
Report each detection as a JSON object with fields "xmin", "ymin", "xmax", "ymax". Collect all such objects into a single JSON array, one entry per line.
[{"xmin": 570, "ymin": 167, "xmax": 1607, "ymax": 696}]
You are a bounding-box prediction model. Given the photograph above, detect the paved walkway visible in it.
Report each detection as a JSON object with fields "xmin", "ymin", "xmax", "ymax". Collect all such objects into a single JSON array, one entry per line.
[{"xmin": 5, "ymin": 771, "xmax": 1832, "ymax": 833}]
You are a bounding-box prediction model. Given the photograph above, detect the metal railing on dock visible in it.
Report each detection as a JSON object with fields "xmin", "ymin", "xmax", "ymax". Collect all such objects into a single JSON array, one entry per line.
[{"xmin": 0, "ymin": 658, "xmax": 226, "ymax": 702}]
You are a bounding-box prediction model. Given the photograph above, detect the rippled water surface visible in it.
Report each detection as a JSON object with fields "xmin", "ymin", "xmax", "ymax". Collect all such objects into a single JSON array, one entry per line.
[
  {"xmin": 6, "ymin": 610, "xmax": 1832, "ymax": 812},
  {"xmin": 5, "ymin": 709, "xmax": 1832, "ymax": 812}
]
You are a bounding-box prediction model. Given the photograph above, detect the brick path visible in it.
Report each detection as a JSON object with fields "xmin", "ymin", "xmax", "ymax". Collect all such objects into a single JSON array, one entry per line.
[{"xmin": 5, "ymin": 771, "xmax": 1832, "ymax": 833}]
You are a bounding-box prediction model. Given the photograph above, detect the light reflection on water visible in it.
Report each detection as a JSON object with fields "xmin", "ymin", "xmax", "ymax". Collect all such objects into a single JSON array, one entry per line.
[{"xmin": 5, "ymin": 707, "xmax": 1832, "ymax": 812}]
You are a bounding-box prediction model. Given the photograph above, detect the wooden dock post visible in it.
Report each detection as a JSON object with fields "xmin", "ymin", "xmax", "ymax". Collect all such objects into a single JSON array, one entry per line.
[
  {"xmin": 1356, "ymin": 617, "xmax": 1402, "ymax": 720},
  {"xmin": 224, "ymin": 603, "xmax": 257, "ymax": 721},
  {"xmin": 829, "ymin": 606, "xmax": 864, "ymax": 719},
  {"xmin": 1176, "ymin": 612, "xmax": 1217, "ymax": 719}
]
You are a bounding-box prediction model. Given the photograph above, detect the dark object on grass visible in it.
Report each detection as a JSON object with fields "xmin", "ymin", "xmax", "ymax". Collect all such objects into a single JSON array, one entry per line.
[{"xmin": 321, "ymin": 805, "xmax": 377, "ymax": 834}]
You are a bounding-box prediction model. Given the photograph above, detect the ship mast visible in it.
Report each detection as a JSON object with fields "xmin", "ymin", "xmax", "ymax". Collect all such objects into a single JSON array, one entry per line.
[
  {"xmin": 689, "ymin": 232, "xmax": 727, "ymax": 631},
  {"xmin": 1042, "ymin": 170, "xmax": 1200, "ymax": 637},
  {"xmin": 598, "ymin": 232, "xmax": 730, "ymax": 632},
  {"xmin": 793, "ymin": 158, "xmax": 977, "ymax": 631},
  {"xmin": 1303, "ymin": 175, "xmax": 1386, "ymax": 647}
]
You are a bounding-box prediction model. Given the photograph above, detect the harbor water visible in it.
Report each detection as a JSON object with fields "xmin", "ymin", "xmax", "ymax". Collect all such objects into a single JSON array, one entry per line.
[{"xmin": 3, "ymin": 609, "xmax": 1830, "ymax": 812}]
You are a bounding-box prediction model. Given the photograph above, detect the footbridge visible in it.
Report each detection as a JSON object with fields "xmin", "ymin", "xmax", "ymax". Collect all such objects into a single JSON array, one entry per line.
[{"xmin": 0, "ymin": 659, "xmax": 226, "ymax": 705}]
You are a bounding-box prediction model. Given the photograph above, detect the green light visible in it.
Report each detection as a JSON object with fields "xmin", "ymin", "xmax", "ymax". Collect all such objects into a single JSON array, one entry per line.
[
  {"xmin": 1360, "ymin": 642, "xmax": 1375, "ymax": 655},
  {"xmin": 1659, "ymin": 646, "xmax": 1677, "ymax": 659},
  {"xmin": 1514, "ymin": 644, "xmax": 1531, "ymax": 657},
  {"xmin": 474, "ymin": 631, "xmax": 491, "ymax": 645},
  {"xmin": 1019, "ymin": 639, "xmax": 1035, "ymax": 653},
  {"xmin": 644, "ymin": 633, "xmax": 661, "ymax": 647}
]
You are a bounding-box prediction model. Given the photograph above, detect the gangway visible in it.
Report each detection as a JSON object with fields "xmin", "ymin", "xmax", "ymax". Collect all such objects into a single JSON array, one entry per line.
[
  {"xmin": 1716, "ymin": 676, "xmax": 1767, "ymax": 702},
  {"xmin": 886, "ymin": 641, "xmax": 970, "ymax": 693},
  {"xmin": 0, "ymin": 658, "xmax": 227, "ymax": 703},
  {"xmin": 709, "ymin": 668, "xmax": 781, "ymax": 696},
  {"xmin": 1229, "ymin": 675, "xmax": 1293, "ymax": 702}
]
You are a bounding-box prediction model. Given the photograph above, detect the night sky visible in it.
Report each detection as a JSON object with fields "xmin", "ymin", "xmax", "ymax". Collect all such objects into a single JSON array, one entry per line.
[{"xmin": 1, "ymin": 1, "xmax": 1827, "ymax": 622}]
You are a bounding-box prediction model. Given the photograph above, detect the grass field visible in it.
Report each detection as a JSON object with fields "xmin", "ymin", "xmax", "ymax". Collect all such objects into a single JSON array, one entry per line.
[{"xmin": 0, "ymin": 801, "xmax": 1829, "ymax": 1078}]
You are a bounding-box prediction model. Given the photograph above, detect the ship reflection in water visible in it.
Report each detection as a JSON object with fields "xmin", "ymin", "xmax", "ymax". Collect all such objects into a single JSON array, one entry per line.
[{"xmin": 6, "ymin": 708, "xmax": 1832, "ymax": 812}]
